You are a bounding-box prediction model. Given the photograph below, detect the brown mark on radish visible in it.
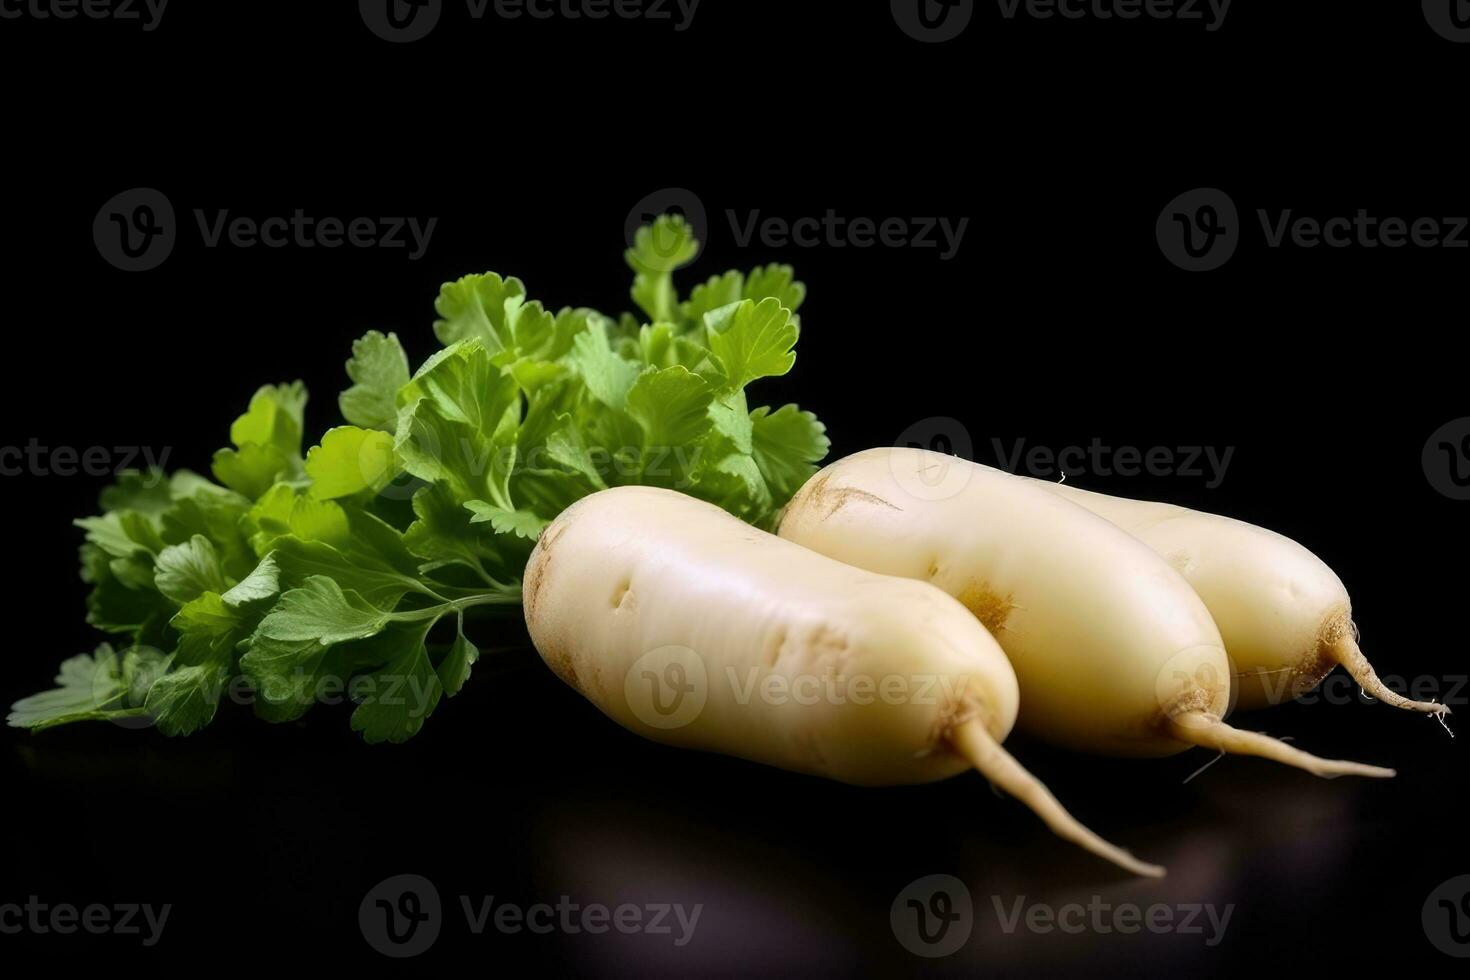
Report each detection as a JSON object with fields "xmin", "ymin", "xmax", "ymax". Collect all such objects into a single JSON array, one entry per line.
[
  {"xmin": 955, "ymin": 581, "xmax": 1017, "ymax": 635},
  {"xmin": 792, "ymin": 473, "xmax": 901, "ymax": 522},
  {"xmin": 523, "ymin": 518, "xmax": 568, "ymax": 624},
  {"xmin": 762, "ymin": 627, "xmax": 787, "ymax": 667}
]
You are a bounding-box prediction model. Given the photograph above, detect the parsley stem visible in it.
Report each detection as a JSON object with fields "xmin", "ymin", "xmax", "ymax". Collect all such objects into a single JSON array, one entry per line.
[{"xmin": 392, "ymin": 588, "xmax": 521, "ymax": 624}]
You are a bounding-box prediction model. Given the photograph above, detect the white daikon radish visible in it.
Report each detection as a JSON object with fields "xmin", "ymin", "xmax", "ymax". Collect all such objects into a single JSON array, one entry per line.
[
  {"xmin": 525, "ymin": 485, "xmax": 1163, "ymax": 876},
  {"xmin": 778, "ymin": 448, "xmax": 1392, "ymax": 778}
]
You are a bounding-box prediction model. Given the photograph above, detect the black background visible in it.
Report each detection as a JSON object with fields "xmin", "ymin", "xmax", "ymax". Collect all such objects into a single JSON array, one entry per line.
[{"xmin": 2, "ymin": 1, "xmax": 1466, "ymax": 975}]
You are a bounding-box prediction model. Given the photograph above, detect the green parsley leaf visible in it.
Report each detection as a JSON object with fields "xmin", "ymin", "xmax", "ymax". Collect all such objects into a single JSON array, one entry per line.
[
  {"xmin": 465, "ymin": 501, "xmax": 548, "ymax": 541},
  {"xmin": 347, "ymin": 619, "xmax": 442, "ymax": 744},
  {"xmin": 154, "ymin": 535, "xmax": 229, "ymax": 605},
  {"xmin": 7, "ymin": 646, "xmax": 151, "ymax": 731},
  {"xmin": 625, "ymin": 366, "xmax": 714, "ymax": 474},
  {"xmin": 751, "ymin": 404, "xmax": 831, "ymax": 507},
  {"xmin": 437, "ymin": 615, "xmax": 480, "ymax": 698},
  {"xmin": 705, "ymin": 298, "xmax": 800, "ymax": 390},
  {"xmin": 627, "ymin": 214, "xmax": 699, "ymax": 323},
  {"xmin": 340, "ymin": 331, "xmax": 411, "ymax": 431},
  {"xmin": 434, "ymin": 273, "xmax": 557, "ymax": 359},
  {"xmin": 144, "ymin": 657, "xmax": 231, "ymax": 736},
  {"xmin": 212, "ymin": 383, "xmax": 308, "ymax": 500},
  {"xmin": 570, "ymin": 317, "xmax": 640, "ymax": 410},
  {"xmin": 306, "ymin": 426, "xmax": 398, "ymax": 500},
  {"xmin": 402, "ymin": 483, "xmax": 523, "ymax": 587}
]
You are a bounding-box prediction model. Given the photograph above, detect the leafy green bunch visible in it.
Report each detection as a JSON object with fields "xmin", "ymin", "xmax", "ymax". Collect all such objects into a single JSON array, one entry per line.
[{"xmin": 10, "ymin": 215, "xmax": 829, "ymax": 742}]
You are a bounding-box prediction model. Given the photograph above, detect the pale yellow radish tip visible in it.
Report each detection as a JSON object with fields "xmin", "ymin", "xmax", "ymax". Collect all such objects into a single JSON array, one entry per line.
[
  {"xmin": 1164, "ymin": 710, "xmax": 1396, "ymax": 780},
  {"xmin": 1329, "ymin": 635, "xmax": 1451, "ymax": 717},
  {"xmin": 949, "ymin": 720, "xmax": 1166, "ymax": 878}
]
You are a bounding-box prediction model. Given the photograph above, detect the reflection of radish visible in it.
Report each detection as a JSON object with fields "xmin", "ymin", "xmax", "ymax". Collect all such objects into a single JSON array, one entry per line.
[
  {"xmin": 779, "ymin": 449, "xmax": 1393, "ymax": 778},
  {"xmin": 1040, "ymin": 481, "xmax": 1447, "ymax": 715},
  {"xmin": 525, "ymin": 486, "xmax": 1163, "ymax": 877}
]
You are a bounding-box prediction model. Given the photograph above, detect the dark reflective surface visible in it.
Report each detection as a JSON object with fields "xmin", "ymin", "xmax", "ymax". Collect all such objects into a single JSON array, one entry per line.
[{"xmin": 6, "ymin": 648, "xmax": 1463, "ymax": 975}]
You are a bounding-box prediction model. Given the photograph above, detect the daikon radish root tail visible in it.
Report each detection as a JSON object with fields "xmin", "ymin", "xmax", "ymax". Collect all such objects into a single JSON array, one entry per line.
[
  {"xmin": 950, "ymin": 720, "xmax": 1166, "ymax": 877},
  {"xmin": 1330, "ymin": 635, "xmax": 1449, "ymax": 716},
  {"xmin": 1164, "ymin": 710, "xmax": 1396, "ymax": 779}
]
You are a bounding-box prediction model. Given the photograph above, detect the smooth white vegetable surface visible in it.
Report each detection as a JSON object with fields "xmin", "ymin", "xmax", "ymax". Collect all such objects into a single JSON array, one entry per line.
[
  {"xmin": 1037, "ymin": 481, "xmax": 1446, "ymax": 716},
  {"xmin": 779, "ymin": 449, "xmax": 1393, "ymax": 778},
  {"xmin": 525, "ymin": 485, "xmax": 1162, "ymax": 876}
]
